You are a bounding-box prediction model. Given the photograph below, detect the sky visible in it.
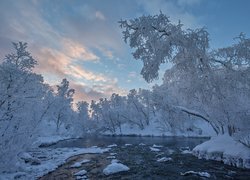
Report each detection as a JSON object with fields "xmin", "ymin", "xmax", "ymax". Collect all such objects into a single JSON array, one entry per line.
[{"xmin": 0, "ymin": 0, "xmax": 250, "ymax": 102}]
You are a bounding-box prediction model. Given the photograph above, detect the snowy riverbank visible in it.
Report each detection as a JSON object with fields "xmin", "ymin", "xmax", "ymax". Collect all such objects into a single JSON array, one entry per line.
[
  {"xmin": 193, "ymin": 135, "xmax": 250, "ymax": 169},
  {"xmin": 33, "ymin": 135, "xmax": 75, "ymax": 147},
  {"xmin": 102, "ymin": 121, "xmax": 215, "ymax": 138},
  {"xmin": 0, "ymin": 146, "xmax": 110, "ymax": 180}
]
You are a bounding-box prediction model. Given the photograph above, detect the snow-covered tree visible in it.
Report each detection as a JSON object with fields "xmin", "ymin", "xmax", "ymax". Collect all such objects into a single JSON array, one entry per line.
[
  {"xmin": 75, "ymin": 101, "xmax": 90, "ymax": 135},
  {"xmin": 52, "ymin": 78, "xmax": 75, "ymax": 133},
  {"xmin": 119, "ymin": 13, "xmax": 250, "ymax": 140},
  {"xmin": 0, "ymin": 42, "xmax": 46, "ymax": 171}
]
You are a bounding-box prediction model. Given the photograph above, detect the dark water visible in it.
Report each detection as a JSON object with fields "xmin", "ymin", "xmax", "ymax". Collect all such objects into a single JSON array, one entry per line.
[
  {"xmin": 48, "ymin": 136, "xmax": 250, "ymax": 179},
  {"xmin": 49, "ymin": 135, "xmax": 206, "ymax": 150}
]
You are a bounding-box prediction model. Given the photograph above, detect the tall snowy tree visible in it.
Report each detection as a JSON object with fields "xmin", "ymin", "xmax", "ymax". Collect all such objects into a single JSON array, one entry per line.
[
  {"xmin": 119, "ymin": 13, "xmax": 250, "ymax": 139},
  {"xmin": 53, "ymin": 78, "xmax": 75, "ymax": 133},
  {"xmin": 0, "ymin": 42, "xmax": 46, "ymax": 171}
]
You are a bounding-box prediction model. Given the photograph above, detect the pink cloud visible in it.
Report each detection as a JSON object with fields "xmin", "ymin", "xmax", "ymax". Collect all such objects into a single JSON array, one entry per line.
[{"xmin": 62, "ymin": 38, "xmax": 99, "ymax": 61}]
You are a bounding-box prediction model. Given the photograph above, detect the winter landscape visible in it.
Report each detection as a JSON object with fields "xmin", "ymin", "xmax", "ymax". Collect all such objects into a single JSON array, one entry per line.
[{"xmin": 0, "ymin": 0, "xmax": 250, "ymax": 179}]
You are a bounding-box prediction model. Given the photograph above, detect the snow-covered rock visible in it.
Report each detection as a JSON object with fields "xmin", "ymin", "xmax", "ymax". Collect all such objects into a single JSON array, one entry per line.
[
  {"xmin": 180, "ymin": 171, "xmax": 211, "ymax": 178},
  {"xmin": 74, "ymin": 169, "xmax": 87, "ymax": 176},
  {"xmin": 139, "ymin": 143, "xmax": 146, "ymax": 146},
  {"xmin": 70, "ymin": 162, "xmax": 82, "ymax": 168},
  {"xmin": 70, "ymin": 159, "xmax": 91, "ymax": 168},
  {"xmin": 181, "ymin": 150, "xmax": 192, "ymax": 154},
  {"xmin": 103, "ymin": 162, "xmax": 129, "ymax": 175},
  {"xmin": 106, "ymin": 156, "xmax": 116, "ymax": 159},
  {"xmin": 111, "ymin": 159, "xmax": 119, "ymax": 163},
  {"xmin": 157, "ymin": 157, "xmax": 172, "ymax": 162},
  {"xmin": 125, "ymin": 143, "xmax": 132, "ymax": 146},
  {"xmin": 193, "ymin": 135, "xmax": 250, "ymax": 169},
  {"xmin": 107, "ymin": 144, "xmax": 117, "ymax": 148},
  {"xmin": 75, "ymin": 175, "xmax": 87, "ymax": 180},
  {"xmin": 153, "ymin": 144, "xmax": 163, "ymax": 148},
  {"xmin": 180, "ymin": 146, "xmax": 190, "ymax": 151},
  {"xmin": 79, "ymin": 159, "xmax": 90, "ymax": 164},
  {"xmin": 150, "ymin": 147, "xmax": 161, "ymax": 152}
]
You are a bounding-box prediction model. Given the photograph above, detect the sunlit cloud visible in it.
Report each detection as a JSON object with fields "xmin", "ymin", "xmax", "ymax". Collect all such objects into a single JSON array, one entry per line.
[
  {"xmin": 67, "ymin": 65, "xmax": 106, "ymax": 82},
  {"xmin": 96, "ymin": 46, "xmax": 114, "ymax": 59},
  {"xmin": 36, "ymin": 47, "xmax": 108, "ymax": 83},
  {"xmin": 62, "ymin": 38, "xmax": 99, "ymax": 61}
]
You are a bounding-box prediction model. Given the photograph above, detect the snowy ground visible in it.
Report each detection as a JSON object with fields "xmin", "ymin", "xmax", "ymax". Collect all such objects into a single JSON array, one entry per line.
[
  {"xmin": 103, "ymin": 121, "xmax": 215, "ymax": 137},
  {"xmin": 0, "ymin": 138, "xmax": 109, "ymax": 180},
  {"xmin": 193, "ymin": 134, "xmax": 250, "ymax": 169}
]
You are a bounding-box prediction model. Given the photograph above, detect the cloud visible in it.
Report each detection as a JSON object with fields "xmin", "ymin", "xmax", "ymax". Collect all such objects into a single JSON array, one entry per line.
[
  {"xmin": 95, "ymin": 11, "xmax": 106, "ymax": 20},
  {"xmin": 136, "ymin": 0, "xmax": 200, "ymax": 28},
  {"xmin": 34, "ymin": 46, "xmax": 126, "ymax": 102},
  {"xmin": 70, "ymin": 79, "xmax": 127, "ymax": 103},
  {"xmin": 35, "ymin": 47, "xmax": 106, "ymax": 83},
  {"xmin": 62, "ymin": 38, "xmax": 99, "ymax": 61},
  {"xmin": 70, "ymin": 82, "xmax": 105, "ymax": 102},
  {"xmin": 117, "ymin": 63, "xmax": 126, "ymax": 69},
  {"xmin": 128, "ymin": 71, "xmax": 137, "ymax": 78},
  {"xmin": 96, "ymin": 46, "xmax": 114, "ymax": 59},
  {"xmin": 0, "ymin": 0, "xmax": 155, "ymax": 103},
  {"xmin": 67, "ymin": 65, "xmax": 106, "ymax": 82}
]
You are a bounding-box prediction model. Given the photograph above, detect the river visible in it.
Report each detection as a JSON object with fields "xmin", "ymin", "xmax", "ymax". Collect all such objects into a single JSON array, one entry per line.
[{"xmin": 42, "ymin": 136, "xmax": 250, "ymax": 179}]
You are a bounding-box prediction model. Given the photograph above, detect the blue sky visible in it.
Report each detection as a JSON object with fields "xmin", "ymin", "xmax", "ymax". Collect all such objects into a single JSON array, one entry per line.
[{"xmin": 0, "ymin": 0, "xmax": 249, "ymax": 102}]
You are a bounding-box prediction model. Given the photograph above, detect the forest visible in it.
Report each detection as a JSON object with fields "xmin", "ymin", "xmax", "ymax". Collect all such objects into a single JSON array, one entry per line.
[{"xmin": 0, "ymin": 13, "xmax": 250, "ymax": 177}]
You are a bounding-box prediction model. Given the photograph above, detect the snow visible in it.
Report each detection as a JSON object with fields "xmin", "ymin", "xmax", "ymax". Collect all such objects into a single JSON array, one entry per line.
[
  {"xmin": 19, "ymin": 152, "xmax": 41, "ymax": 165},
  {"xmin": 150, "ymin": 147, "xmax": 161, "ymax": 152},
  {"xmin": 103, "ymin": 162, "xmax": 129, "ymax": 175},
  {"xmin": 0, "ymin": 146, "xmax": 109, "ymax": 179},
  {"xmin": 111, "ymin": 159, "xmax": 119, "ymax": 163},
  {"xmin": 153, "ymin": 144, "xmax": 163, "ymax": 148},
  {"xmin": 155, "ymin": 152, "xmax": 164, "ymax": 157},
  {"xmin": 103, "ymin": 122, "xmax": 214, "ymax": 137},
  {"xmin": 74, "ymin": 169, "xmax": 87, "ymax": 176},
  {"xmin": 125, "ymin": 143, "xmax": 132, "ymax": 146},
  {"xmin": 167, "ymin": 149, "xmax": 175, "ymax": 155},
  {"xmin": 76, "ymin": 175, "xmax": 87, "ymax": 180},
  {"xmin": 70, "ymin": 159, "xmax": 91, "ymax": 168},
  {"xmin": 180, "ymin": 171, "xmax": 211, "ymax": 178},
  {"xmin": 193, "ymin": 134, "xmax": 250, "ymax": 169},
  {"xmin": 107, "ymin": 144, "xmax": 117, "ymax": 148},
  {"xmin": 139, "ymin": 143, "xmax": 146, "ymax": 146},
  {"xmin": 110, "ymin": 153, "xmax": 117, "ymax": 156},
  {"xmin": 157, "ymin": 157, "xmax": 172, "ymax": 162},
  {"xmin": 106, "ymin": 156, "xmax": 116, "ymax": 159},
  {"xmin": 33, "ymin": 136, "xmax": 72, "ymax": 147},
  {"xmin": 74, "ymin": 169, "xmax": 88, "ymax": 180},
  {"xmin": 79, "ymin": 159, "xmax": 91, "ymax": 164},
  {"xmin": 181, "ymin": 150, "xmax": 192, "ymax": 154},
  {"xmin": 70, "ymin": 162, "xmax": 82, "ymax": 168}
]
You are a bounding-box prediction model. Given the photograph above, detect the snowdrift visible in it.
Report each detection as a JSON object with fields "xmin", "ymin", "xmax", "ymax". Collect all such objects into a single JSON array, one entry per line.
[{"xmin": 193, "ymin": 135, "xmax": 250, "ymax": 169}]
